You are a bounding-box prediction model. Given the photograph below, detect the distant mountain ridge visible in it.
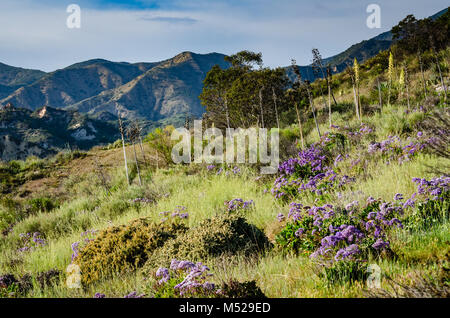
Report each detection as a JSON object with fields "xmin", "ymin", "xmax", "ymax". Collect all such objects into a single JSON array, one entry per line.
[
  {"xmin": 287, "ymin": 7, "xmax": 448, "ymax": 82},
  {"xmin": 0, "ymin": 52, "xmax": 229, "ymax": 126}
]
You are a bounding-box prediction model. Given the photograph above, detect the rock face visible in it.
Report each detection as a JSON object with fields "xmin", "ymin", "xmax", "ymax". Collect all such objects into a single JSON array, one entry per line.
[
  {"xmin": 0, "ymin": 52, "xmax": 229, "ymax": 123},
  {"xmin": 0, "ymin": 105, "xmax": 119, "ymax": 160}
]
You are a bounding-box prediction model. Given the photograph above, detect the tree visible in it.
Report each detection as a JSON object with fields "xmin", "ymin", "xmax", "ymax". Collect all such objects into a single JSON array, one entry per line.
[
  {"xmin": 200, "ymin": 65, "xmax": 242, "ymax": 130},
  {"xmin": 224, "ymin": 50, "xmax": 263, "ymax": 70}
]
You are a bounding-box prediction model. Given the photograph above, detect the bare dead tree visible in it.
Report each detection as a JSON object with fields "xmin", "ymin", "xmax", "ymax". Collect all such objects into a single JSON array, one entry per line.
[
  {"xmin": 258, "ymin": 86, "xmax": 265, "ymax": 128},
  {"xmin": 272, "ymin": 86, "xmax": 280, "ymax": 129}
]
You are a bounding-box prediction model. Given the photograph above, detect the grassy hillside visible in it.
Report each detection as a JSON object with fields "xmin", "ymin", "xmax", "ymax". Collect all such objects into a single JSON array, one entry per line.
[{"xmin": 0, "ymin": 104, "xmax": 448, "ymax": 298}]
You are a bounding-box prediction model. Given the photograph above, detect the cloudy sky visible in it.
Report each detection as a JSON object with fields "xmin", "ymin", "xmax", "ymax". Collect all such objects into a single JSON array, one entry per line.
[{"xmin": 0, "ymin": 0, "xmax": 448, "ymax": 71}]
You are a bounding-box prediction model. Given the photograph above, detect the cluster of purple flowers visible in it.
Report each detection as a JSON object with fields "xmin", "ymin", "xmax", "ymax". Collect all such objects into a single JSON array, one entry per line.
[
  {"xmin": 279, "ymin": 145, "xmax": 325, "ymax": 177},
  {"xmin": 273, "ymin": 162, "xmax": 355, "ymax": 201},
  {"xmin": 130, "ymin": 197, "xmax": 153, "ymax": 204},
  {"xmin": 412, "ymin": 176, "xmax": 449, "ymax": 201},
  {"xmin": 392, "ymin": 176, "xmax": 449, "ymax": 212},
  {"xmin": 328, "ymin": 123, "xmax": 373, "ymax": 143},
  {"xmin": 225, "ymin": 198, "xmax": 254, "ymax": 212},
  {"xmin": 278, "ymin": 196, "xmax": 406, "ymax": 263},
  {"xmin": 160, "ymin": 206, "xmax": 189, "ymax": 221},
  {"xmin": 18, "ymin": 232, "xmax": 47, "ymax": 252},
  {"xmin": 71, "ymin": 229, "xmax": 97, "ymax": 262},
  {"xmin": 155, "ymin": 259, "xmax": 216, "ymax": 297},
  {"xmin": 367, "ymin": 135, "xmax": 431, "ymax": 164},
  {"xmin": 124, "ymin": 291, "xmax": 145, "ymax": 298},
  {"xmin": 207, "ymin": 165, "xmax": 241, "ymax": 176}
]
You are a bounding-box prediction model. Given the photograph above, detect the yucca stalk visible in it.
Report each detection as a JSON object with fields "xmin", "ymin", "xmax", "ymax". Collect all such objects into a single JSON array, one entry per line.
[
  {"xmin": 306, "ymin": 82, "xmax": 321, "ymax": 138},
  {"xmin": 388, "ymin": 52, "xmax": 394, "ymax": 106},
  {"xmin": 327, "ymin": 66, "xmax": 332, "ymax": 127},
  {"xmin": 293, "ymin": 99, "xmax": 305, "ymax": 149},
  {"xmin": 346, "ymin": 65, "xmax": 360, "ymax": 121},
  {"xmin": 399, "ymin": 67, "xmax": 405, "ymax": 102},
  {"xmin": 290, "ymin": 60, "xmax": 306, "ymax": 147},
  {"xmin": 353, "ymin": 58, "xmax": 362, "ymax": 121},
  {"xmin": 377, "ymin": 76, "xmax": 383, "ymax": 109},
  {"xmin": 417, "ymin": 50, "xmax": 428, "ymax": 99},
  {"xmin": 404, "ymin": 65, "xmax": 411, "ymax": 110}
]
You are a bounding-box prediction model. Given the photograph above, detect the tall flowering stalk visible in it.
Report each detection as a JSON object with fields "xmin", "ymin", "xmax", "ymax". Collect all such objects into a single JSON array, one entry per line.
[
  {"xmin": 353, "ymin": 58, "xmax": 361, "ymax": 121},
  {"xmin": 403, "ymin": 64, "xmax": 411, "ymax": 110},
  {"xmin": 347, "ymin": 64, "xmax": 360, "ymax": 121},
  {"xmin": 387, "ymin": 52, "xmax": 394, "ymax": 106}
]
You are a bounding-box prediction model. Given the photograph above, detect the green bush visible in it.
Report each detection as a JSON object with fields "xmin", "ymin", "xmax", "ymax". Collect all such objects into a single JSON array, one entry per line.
[
  {"xmin": 148, "ymin": 213, "xmax": 271, "ymax": 266},
  {"xmin": 27, "ymin": 197, "xmax": 57, "ymax": 213},
  {"xmin": 74, "ymin": 218, "xmax": 188, "ymax": 285}
]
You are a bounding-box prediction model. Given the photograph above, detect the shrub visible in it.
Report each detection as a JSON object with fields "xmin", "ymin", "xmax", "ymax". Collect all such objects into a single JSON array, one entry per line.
[
  {"xmin": 148, "ymin": 213, "xmax": 271, "ymax": 266},
  {"xmin": 36, "ymin": 269, "xmax": 61, "ymax": 289},
  {"xmin": 276, "ymin": 198, "xmax": 401, "ymax": 261},
  {"xmin": 74, "ymin": 218, "xmax": 188, "ymax": 285},
  {"xmin": 219, "ymin": 280, "xmax": 267, "ymax": 298},
  {"xmin": 27, "ymin": 197, "xmax": 57, "ymax": 213},
  {"xmin": 152, "ymin": 259, "xmax": 216, "ymax": 298}
]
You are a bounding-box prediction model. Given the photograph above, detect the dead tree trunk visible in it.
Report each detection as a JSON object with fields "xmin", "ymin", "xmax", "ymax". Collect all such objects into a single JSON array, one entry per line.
[
  {"xmin": 418, "ymin": 51, "xmax": 428, "ymax": 99},
  {"xmin": 294, "ymin": 101, "xmax": 304, "ymax": 149},
  {"xmin": 118, "ymin": 116, "xmax": 130, "ymax": 185},
  {"xmin": 272, "ymin": 87, "xmax": 280, "ymax": 129},
  {"xmin": 259, "ymin": 86, "xmax": 265, "ymax": 129},
  {"xmin": 306, "ymin": 87, "xmax": 321, "ymax": 138},
  {"xmin": 132, "ymin": 141, "xmax": 142, "ymax": 186},
  {"xmin": 432, "ymin": 48, "xmax": 448, "ymax": 102},
  {"xmin": 377, "ymin": 77, "xmax": 383, "ymax": 109}
]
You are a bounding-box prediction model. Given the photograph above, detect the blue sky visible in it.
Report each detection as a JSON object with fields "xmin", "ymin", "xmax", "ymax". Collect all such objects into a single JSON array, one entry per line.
[{"xmin": 0, "ymin": 0, "xmax": 448, "ymax": 71}]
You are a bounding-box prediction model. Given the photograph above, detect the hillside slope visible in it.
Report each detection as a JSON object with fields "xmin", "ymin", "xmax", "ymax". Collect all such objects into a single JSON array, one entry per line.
[
  {"xmin": 0, "ymin": 104, "xmax": 118, "ymax": 160},
  {"xmin": 0, "ymin": 52, "xmax": 229, "ymax": 122}
]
